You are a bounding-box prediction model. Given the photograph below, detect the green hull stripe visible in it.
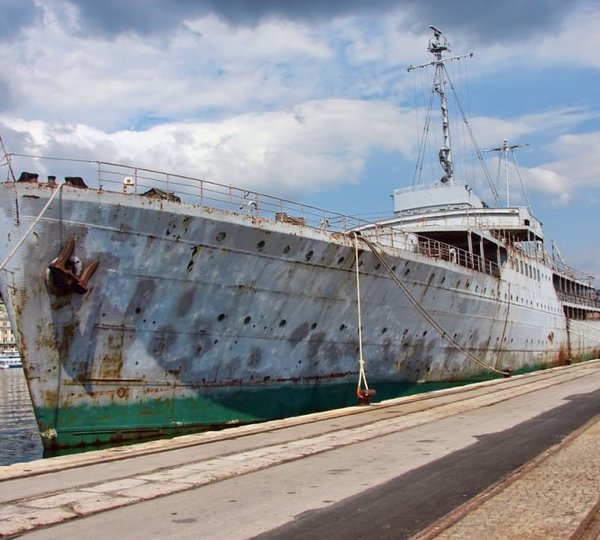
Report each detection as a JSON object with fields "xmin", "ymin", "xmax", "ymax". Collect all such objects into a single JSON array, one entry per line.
[{"xmin": 36, "ymin": 362, "xmax": 570, "ymax": 451}]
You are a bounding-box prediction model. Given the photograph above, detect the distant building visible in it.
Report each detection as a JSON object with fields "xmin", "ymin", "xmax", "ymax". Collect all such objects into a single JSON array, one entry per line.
[{"xmin": 0, "ymin": 303, "xmax": 17, "ymax": 353}]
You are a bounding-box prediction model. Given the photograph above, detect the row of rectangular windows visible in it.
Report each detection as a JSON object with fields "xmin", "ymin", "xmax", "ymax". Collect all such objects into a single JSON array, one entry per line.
[{"xmin": 510, "ymin": 258, "xmax": 550, "ymax": 282}]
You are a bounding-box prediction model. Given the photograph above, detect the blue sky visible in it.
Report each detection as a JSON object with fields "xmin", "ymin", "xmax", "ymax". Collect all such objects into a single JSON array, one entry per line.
[{"xmin": 0, "ymin": 0, "xmax": 599, "ymax": 279}]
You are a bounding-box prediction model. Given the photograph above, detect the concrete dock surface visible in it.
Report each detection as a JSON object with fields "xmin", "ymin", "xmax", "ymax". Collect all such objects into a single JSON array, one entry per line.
[{"xmin": 1, "ymin": 360, "xmax": 599, "ymax": 539}]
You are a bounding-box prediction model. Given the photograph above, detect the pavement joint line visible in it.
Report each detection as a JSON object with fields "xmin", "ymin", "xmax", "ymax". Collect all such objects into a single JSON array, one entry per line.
[
  {"xmin": 411, "ymin": 412, "xmax": 600, "ymax": 540},
  {"xmin": 1, "ymin": 366, "xmax": 598, "ymax": 537},
  {"xmin": 1, "ymin": 359, "xmax": 597, "ymax": 483}
]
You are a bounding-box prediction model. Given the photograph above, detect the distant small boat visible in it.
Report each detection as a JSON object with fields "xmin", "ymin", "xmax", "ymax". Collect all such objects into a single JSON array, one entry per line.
[{"xmin": 0, "ymin": 351, "xmax": 22, "ymax": 369}]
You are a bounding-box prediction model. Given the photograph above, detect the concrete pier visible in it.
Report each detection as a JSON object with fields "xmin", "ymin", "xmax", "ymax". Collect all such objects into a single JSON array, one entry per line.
[{"xmin": 1, "ymin": 360, "xmax": 599, "ymax": 539}]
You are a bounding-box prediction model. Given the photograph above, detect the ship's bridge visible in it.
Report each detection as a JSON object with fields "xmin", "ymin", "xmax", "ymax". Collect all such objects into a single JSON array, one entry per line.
[
  {"xmin": 393, "ymin": 181, "xmax": 483, "ymax": 214},
  {"xmin": 389, "ymin": 181, "xmax": 543, "ymax": 242}
]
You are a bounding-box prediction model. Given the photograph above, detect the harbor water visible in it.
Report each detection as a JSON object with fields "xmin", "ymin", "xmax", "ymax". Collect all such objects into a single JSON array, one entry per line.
[{"xmin": 0, "ymin": 368, "xmax": 43, "ymax": 465}]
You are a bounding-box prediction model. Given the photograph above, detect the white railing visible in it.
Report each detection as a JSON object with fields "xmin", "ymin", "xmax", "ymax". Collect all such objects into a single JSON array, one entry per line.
[
  {"xmin": 6, "ymin": 153, "xmax": 505, "ymax": 279},
  {"xmin": 556, "ymin": 290, "xmax": 600, "ymax": 309},
  {"xmin": 8, "ymin": 154, "xmax": 370, "ymax": 233}
]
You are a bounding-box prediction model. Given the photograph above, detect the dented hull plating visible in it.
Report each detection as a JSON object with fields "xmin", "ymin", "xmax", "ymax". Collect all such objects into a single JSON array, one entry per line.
[{"xmin": 0, "ymin": 181, "xmax": 598, "ymax": 449}]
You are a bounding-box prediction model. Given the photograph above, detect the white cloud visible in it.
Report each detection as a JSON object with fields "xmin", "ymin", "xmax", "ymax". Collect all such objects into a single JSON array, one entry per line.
[
  {"xmin": 545, "ymin": 132, "xmax": 600, "ymax": 186},
  {"xmin": 4, "ymin": 10, "xmax": 337, "ymax": 131},
  {"xmin": 184, "ymin": 16, "xmax": 331, "ymax": 60},
  {"xmin": 1, "ymin": 4, "xmax": 598, "ymax": 209},
  {"xmin": 2, "ymin": 99, "xmax": 414, "ymax": 195},
  {"xmin": 468, "ymin": 108, "xmax": 595, "ymax": 149},
  {"xmin": 528, "ymin": 3, "xmax": 600, "ymax": 69},
  {"xmin": 523, "ymin": 167, "xmax": 570, "ymax": 196}
]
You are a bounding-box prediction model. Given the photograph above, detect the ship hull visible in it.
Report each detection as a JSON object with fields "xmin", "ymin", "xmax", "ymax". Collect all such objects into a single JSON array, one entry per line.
[{"xmin": 0, "ymin": 181, "xmax": 597, "ymax": 449}]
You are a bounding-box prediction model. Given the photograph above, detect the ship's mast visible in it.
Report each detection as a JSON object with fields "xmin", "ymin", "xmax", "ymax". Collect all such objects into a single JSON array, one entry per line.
[
  {"xmin": 486, "ymin": 139, "xmax": 530, "ymax": 207},
  {"xmin": 408, "ymin": 26, "xmax": 472, "ymax": 184},
  {"xmin": 429, "ymin": 28, "xmax": 453, "ymax": 183}
]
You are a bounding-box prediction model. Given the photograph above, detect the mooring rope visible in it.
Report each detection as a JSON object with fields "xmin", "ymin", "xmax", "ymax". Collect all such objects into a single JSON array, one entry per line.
[
  {"xmin": 353, "ymin": 232, "xmax": 371, "ymax": 397},
  {"xmin": 0, "ymin": 183, "xmax": 64, "ymax": 272},
  {"xmin": 357, "ymin": 233, "xmax": 511, "ymax": 377}
]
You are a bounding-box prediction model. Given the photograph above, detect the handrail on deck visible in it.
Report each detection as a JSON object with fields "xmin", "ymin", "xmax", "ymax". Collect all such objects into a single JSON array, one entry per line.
[
  {"xmin": 556, "ymin": 290, "xmax": 600, "ymax": 309},
  {"xmin": 417, "ymin": 237, "xmax": 499, "ymax": 278},
  {"xmin": 6, "ymin": 153, "xmax": 510, "ymax": 280}
]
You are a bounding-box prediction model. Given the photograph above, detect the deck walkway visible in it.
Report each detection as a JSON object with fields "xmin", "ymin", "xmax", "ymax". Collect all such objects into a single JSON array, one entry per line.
[{"xmin": 1, "ymin": 360, "xmax": 599, "ymax": 539}]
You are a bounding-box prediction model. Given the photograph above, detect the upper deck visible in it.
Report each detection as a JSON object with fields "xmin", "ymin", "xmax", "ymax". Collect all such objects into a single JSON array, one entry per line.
[{"xmin": 388, "ymin": 181, "xmax": 543, "ymax": 242}]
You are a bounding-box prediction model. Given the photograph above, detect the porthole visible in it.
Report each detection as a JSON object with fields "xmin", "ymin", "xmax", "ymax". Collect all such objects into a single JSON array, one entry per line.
[
  {"xmin": 257, "ymin": 240, "xmax": 265, "ymax": 250},
  {"xmin": 279, "ymin": 319, "xmax": 287, "ymax": 327},
  {"xmin": 283, "ymin": 245, "xmax": 290, "ymax": 254},
  {"xmin": 305, "ymin": 250, "xmax": 314, "ymax": 261},
  {"xmin": 216, "ymin": 232, "xmax": 226, "ymax": 242}
]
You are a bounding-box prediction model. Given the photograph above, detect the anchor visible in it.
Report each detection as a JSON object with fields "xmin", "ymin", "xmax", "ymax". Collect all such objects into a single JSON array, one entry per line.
[{"xmin": 46, "ymin": 238, "xmax": 99, "ymax": 295}]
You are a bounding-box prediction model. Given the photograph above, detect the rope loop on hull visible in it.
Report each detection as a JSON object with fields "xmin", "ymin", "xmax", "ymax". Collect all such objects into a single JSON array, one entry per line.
[{"xmin": 353, "ymin": 232, "xmax": 377, "ymax": 404}]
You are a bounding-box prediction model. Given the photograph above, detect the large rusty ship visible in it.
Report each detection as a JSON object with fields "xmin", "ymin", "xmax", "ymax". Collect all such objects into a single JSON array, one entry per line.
[{"xmin": 1, "ymin": 28, "xmax": 599, "ymax": 450}]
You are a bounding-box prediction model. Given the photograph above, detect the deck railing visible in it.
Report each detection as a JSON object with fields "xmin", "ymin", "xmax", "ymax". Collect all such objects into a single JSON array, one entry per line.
[
  {"xmin": 551, "ymin": 261, "xmax": 595, "ymax": 287},
  {"xmin": 556, "ymin": 291, "xmax": 600, "ymax": 309},
  {"xmin": 96, "ymin": 160, "xmax": 369, "ymax": 233},
  {"xmin": 416, "ymin": 237, "xmax": 500, "ymax": 277},
  {"xmin": 7, "ymin": 154, "xmax": 504, "ymax": 280}
]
